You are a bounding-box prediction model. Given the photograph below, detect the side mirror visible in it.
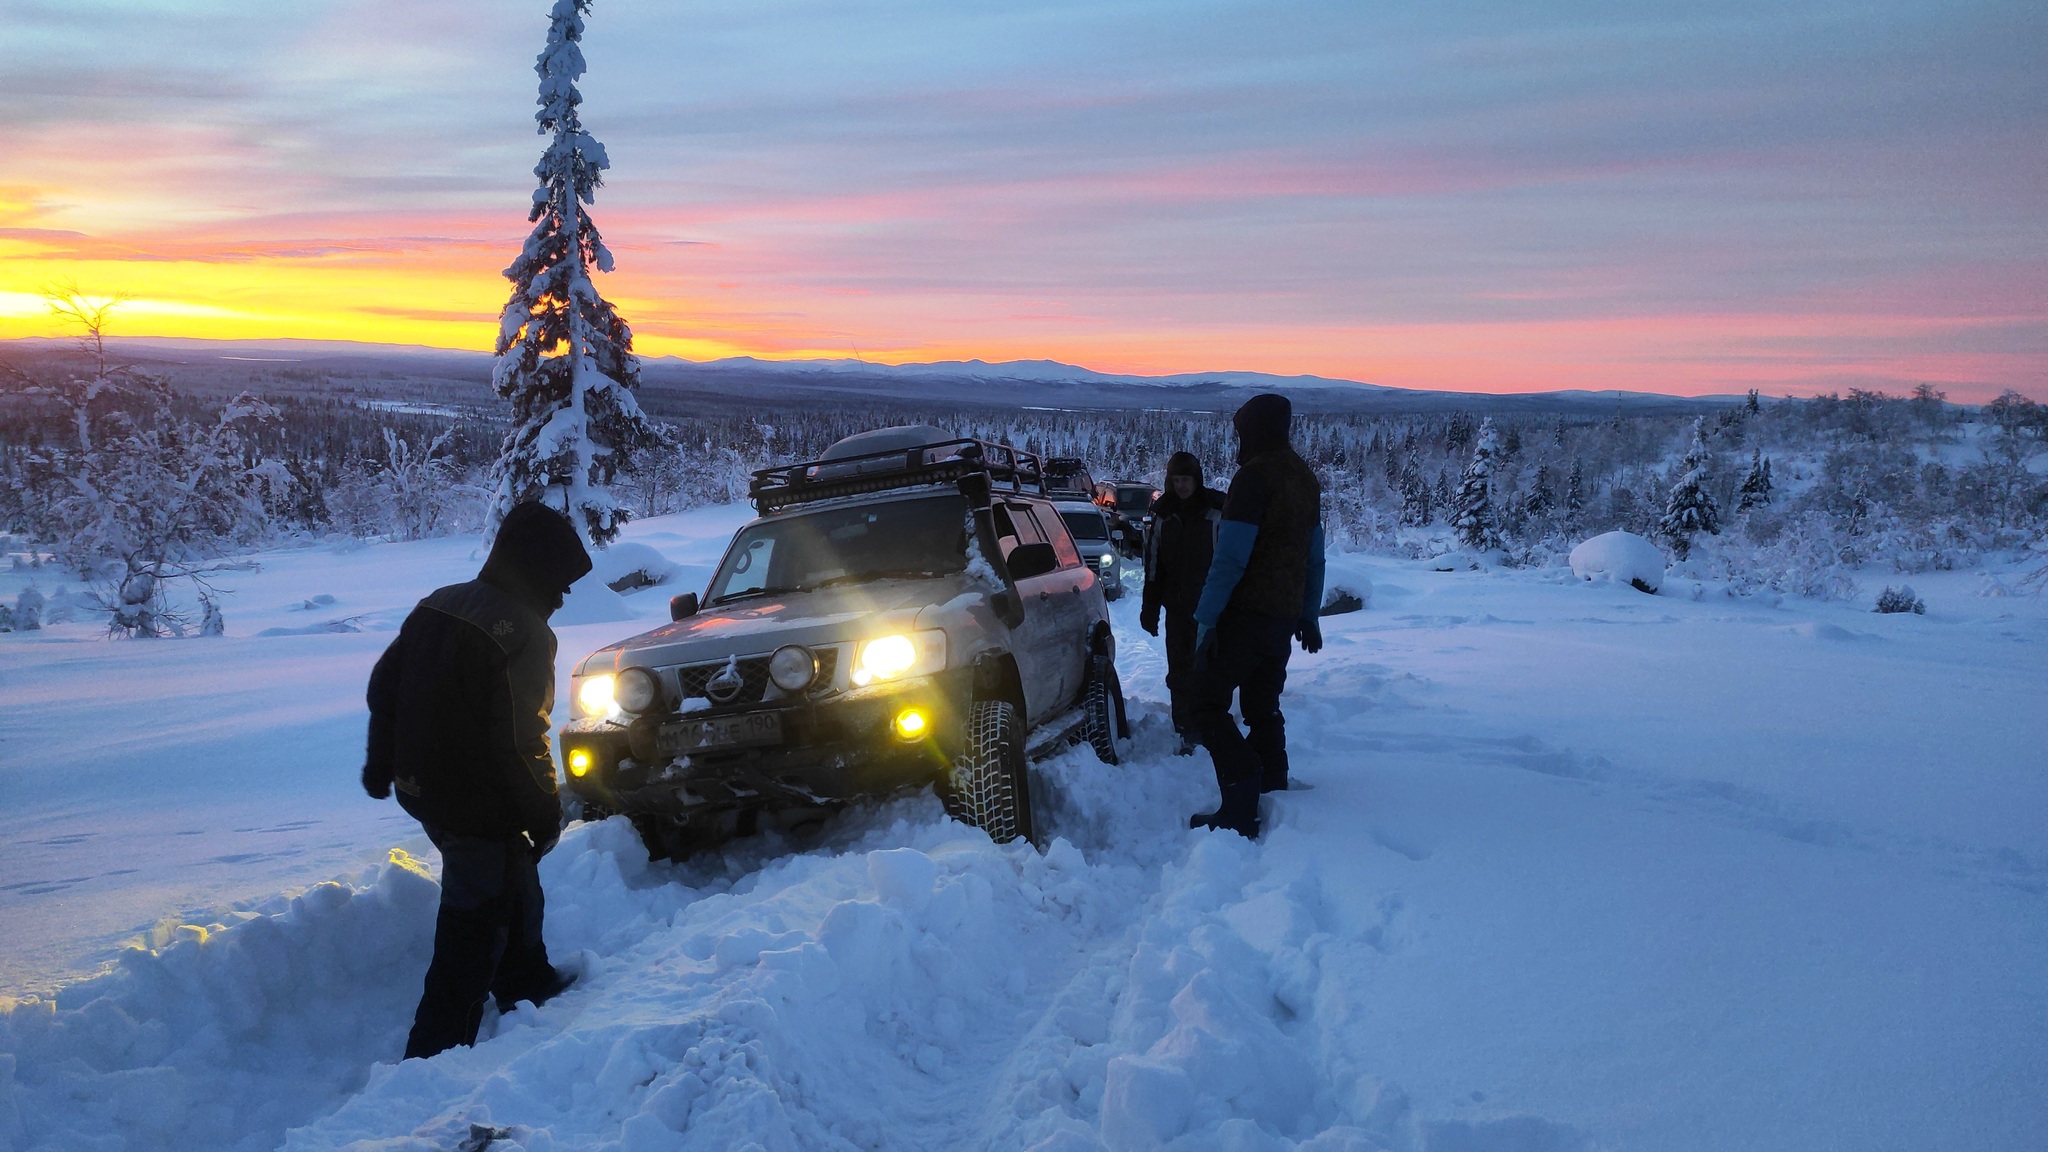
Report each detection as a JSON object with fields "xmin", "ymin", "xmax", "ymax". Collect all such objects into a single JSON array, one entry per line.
[
  {"xmin": 1006, "ymin": 541, "xmax": 1058, "ymax": 580},
  {"xmin": 669, "ymin": 592, "xmax": 700, "ymax": 621}
]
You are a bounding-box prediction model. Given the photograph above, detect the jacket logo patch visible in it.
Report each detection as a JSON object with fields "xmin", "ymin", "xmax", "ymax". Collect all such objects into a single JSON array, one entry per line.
[{"xmin": 493, "ymin": 619, "xmax": 515, "ymax": 638}]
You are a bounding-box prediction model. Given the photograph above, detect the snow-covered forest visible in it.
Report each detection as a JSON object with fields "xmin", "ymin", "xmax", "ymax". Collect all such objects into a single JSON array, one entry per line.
[{"xmin": 3, "ymin": 345, "xmax": 2043, "ymax": 634}]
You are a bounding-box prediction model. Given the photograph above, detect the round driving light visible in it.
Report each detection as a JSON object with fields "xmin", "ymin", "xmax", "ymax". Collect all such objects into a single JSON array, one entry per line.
[
  {"xmin": 893, "ymin": 707, "xmax": 929, "ymax": 740},
  {"xmin": 567, "ymin": 748, "xmax": 593, "ymax": 777},
  {"xmin": 616, "ymin": 667, "xmax": 658, "ymax": 713},
  {"xmin": 577, "ymin": 674, "xmax": 616, "ymax": 717},
  {"xmin": 769, "ymin": 645, "xmax": 817, "ymax": 692}
]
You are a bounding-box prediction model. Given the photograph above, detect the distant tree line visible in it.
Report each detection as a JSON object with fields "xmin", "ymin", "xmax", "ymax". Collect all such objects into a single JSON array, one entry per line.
[{"xmin": 2, "ymin": 351, "xmax": 2044, "ymax": 632}]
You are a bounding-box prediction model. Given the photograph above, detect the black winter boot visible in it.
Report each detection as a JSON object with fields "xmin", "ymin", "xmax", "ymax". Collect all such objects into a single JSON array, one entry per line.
[{"xmin": 1189, "ymin": 783, "xmax": 1261, "ymax": 839}]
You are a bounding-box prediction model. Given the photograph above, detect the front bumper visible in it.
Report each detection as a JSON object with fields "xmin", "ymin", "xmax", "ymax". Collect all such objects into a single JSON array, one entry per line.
[{"xmin": 560, "ymin": 666, "xmax": 976, "ymax": 819}]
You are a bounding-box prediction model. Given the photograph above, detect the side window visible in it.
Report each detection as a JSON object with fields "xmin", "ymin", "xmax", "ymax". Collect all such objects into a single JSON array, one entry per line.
[
  {"xmin": 1031, "ymin": 506, "xmax": 1082, "ymax": 569},
  {"xmin": 998, "ymin": 502, "xmax": 1044, "ymax": 561}
]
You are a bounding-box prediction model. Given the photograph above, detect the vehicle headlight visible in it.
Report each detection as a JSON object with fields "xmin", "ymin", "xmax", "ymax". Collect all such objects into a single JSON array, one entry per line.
[
  {"xmin": 1098, "ymin": 552, "xmax": 1115, "ymax": 567},
  {"xmin": 769, "ymin": 644, "xmax": 818, "ymax": 691},
  {"xmin": 616, "ymin": 667, "xmax": 659, "ymax": 713},
  {"xmin": 853, "ymin": 630, "xmax": 947, "ymax": 686},
  {"xmin": 577, "ymin": 674, "xmax": 617, "ymax": 718}
]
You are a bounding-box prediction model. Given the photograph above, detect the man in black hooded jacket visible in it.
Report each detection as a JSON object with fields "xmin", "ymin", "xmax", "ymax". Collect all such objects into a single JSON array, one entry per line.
[
  {"xmin": 362, "ymin": 501, "xmax": 592, "ymax": 1059},
  {"xmin": 1140, "ymin": 451, "xmax": 1224, "ymax": 753},
  {"xmin": 1187, "ymin": 393, "xmax": 1326, "ymax": 837}
]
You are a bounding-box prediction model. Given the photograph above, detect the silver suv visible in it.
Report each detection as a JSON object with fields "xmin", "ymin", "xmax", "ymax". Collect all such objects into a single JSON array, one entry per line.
[
  {"xmin": 561, "ymin": 427, "xmax": 1127, "ymax": 856},
  {"xmin": 1049, "ymin": 498, "xmax": 1125, "ymax": 601}
]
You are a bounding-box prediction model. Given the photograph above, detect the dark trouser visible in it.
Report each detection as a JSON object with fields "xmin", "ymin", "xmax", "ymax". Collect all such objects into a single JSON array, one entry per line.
[
  {"xmin": 404, "ymin": 827, "xmax": 555, "ymax": 1060},
  {"xmin": 1192, "ymin": 611, "xmax": 1294, "ymax": 816},
  {"xmin": 1163, "ymin": 608, "xmax": 1200, "ymax": 733}
]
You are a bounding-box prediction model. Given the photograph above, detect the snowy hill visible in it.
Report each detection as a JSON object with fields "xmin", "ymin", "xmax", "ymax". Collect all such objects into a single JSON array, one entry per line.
[
  {"xmin": 2, "ymin": 337, "xmax": 1729, "ymax": 415},
  {"xmin": 1, "ymin": 507, "xmax": 2043, "ymax": 1150}
]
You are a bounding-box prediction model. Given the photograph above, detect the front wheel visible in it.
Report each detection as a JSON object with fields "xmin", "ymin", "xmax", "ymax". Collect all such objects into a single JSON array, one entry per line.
[
  {"xmin": 943, "ymin": 699, "xmax": 1034, "ymax": 843},
  {"xmin": 1084, "ymin": 655, "xmax": 1124, "ymax": 764}
]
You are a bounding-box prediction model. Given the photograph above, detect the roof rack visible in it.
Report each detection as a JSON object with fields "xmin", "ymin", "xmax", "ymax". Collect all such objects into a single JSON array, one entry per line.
[{"xmin": 748, "ymin": 437, "xmax": 1048, "ymax": 514}]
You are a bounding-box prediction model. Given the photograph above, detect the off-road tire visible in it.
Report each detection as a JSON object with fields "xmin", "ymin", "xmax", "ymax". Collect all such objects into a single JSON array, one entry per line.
[
  {"xmin": 945, "ymin": 699, "xmax": 1033, "ymax": 843},
  {"xmin": 1084, "ymin": 655, "xmax": 1124, "ymax": 764}
]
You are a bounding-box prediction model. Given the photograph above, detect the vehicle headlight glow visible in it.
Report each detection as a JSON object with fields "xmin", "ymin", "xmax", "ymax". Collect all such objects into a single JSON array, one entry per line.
[
  {"xmin": 1098, "ymin": 552, "xmax": 1115, "ymax": 567},
  {"xmin": 615, "ymin": 667, "xmax": 659, "ymax": 714},
  {"xmin": 853, "ymin": 630, "xmax": 947, "ymax": 686},
  {"xmin": 769, "ymin": 644, "xmax": 818, "ymax": 691},
  {"xmin": 577, "ymin": 674, "xmax": 617, "ymax": 718}
]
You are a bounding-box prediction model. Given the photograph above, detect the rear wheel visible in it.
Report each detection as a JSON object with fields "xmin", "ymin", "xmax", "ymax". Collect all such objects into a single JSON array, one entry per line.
[
  {"xmin": 1084, "ymin": 654, "xmax": 1124, "ymax": 764},
  {"xmin": 944, "ymin": 699, "xmax": 1034, "ymax": 843}
]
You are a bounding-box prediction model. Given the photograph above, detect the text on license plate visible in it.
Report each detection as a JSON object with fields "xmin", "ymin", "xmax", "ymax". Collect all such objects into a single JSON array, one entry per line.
[{"xmin": 657, "ymin": 712, "xmax": 784, "ymax": 756}]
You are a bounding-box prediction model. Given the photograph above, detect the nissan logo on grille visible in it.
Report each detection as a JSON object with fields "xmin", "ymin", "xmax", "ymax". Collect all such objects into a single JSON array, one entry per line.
[{"xmin": 705, "ymin": 662, "xmax": 745, "ymax": 703}]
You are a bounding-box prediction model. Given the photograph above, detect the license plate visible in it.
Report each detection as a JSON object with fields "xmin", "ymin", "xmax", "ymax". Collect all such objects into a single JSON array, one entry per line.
[{"xmin": 657, "ymin": 712, "xmax": 784, "ymax": 757}]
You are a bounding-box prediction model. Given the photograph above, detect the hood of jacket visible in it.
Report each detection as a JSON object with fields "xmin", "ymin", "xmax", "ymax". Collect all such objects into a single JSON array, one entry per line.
[
  {"xmin": 480, "ymin": 502, "xmax": 593, "ymax": 619},
  {"xmin": 1233, "ymin": 392, "xmax": 1293, "ymax": 464},
  {"xmin": 1154, "ymin": 451, "xmax": 1220, "ymax": 518}
]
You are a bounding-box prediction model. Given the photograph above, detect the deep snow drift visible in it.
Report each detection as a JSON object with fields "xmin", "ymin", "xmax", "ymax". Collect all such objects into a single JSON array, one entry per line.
[{"xmin": 1, "ymin": 506, "xmax": 2044, "ymax": 1152}]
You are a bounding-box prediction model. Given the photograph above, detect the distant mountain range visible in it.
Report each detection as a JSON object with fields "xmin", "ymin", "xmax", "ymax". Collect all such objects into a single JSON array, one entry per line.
[{"xmin": 2, "ymin": 336, "xmax": 1736, "ymax": 415}]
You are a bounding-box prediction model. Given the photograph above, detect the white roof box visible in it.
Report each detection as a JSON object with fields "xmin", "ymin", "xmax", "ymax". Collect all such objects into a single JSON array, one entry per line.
[{"xmin": 821, "ymin": 425, "xmax": 957, "ymax": 461}]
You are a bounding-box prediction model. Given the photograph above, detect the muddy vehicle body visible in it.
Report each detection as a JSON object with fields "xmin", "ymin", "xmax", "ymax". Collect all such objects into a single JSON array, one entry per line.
[{"xmin": 561, "ymin": 428, "xmax": 1127, "ymax": 855}]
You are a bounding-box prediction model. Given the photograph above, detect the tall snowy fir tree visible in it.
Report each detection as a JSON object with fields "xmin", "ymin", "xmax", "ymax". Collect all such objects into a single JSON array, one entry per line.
[
  {"xmin": 1451, "ymin": 417, "xmax": 1502, "ymax": 551},
  {"xmin": 1658, "ymin": 419, "xmax": 1721, "ymax": 559},
  {"xmin": 488, "ymin": 0, "xmax": 662, "ymax": 549},
  {"xmin": 1736, "ymin": 447, "xmax": 1774, "ymax": 512}
]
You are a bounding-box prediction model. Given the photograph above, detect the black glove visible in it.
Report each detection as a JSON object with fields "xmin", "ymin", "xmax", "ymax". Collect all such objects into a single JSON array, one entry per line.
[
  {"xmin": 361, "ymin": 761, "xmax": 392, "ymax": 800},
  {"xmin": 1140, "ymin": 604, "xmax": 1160, "ymax": 635},
  {"xmin": 1295, "ymin": 618, "xmax": 1323, "ymax": 654}
]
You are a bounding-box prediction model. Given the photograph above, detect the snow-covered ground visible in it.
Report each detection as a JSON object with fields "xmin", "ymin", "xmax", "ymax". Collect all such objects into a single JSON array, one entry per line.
[{"xmin": 1, "ymin": 506, "xmax": 2043, "ymax": 1151}]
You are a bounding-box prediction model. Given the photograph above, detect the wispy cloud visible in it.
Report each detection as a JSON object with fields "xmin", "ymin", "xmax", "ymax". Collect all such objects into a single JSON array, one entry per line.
[{"xmin": 0, "ymin": 0, "xmax": 2041, "ymax": 397}]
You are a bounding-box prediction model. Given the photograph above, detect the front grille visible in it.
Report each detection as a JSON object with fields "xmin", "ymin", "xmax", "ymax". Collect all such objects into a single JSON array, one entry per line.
[{"xmin": 676, "ymin": 648, "xmax": 838, "ymax": 706}]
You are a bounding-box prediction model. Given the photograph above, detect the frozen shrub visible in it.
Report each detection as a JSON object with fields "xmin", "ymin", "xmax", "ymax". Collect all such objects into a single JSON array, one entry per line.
[
  {"xmin": 1874, "ymin": 585, "xmax": 1925, "ymax": 614},
  {"xmin": 13, "ymin": 585, "xmax": 43, "ymax": 631}
]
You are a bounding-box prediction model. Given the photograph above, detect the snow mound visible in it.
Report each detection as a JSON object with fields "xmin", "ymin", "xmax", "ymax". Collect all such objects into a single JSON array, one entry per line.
[
  {"xmin": 553, "ymin": 569, "xmax": 636, "ymax": 625},
  {"xmin": 1569, "ymin": 532, "xmax": 1665, "ymax": 593},
  {"xmin": 589, "ymin": 541, "xmax": 677, "ymax": 593},
  {"xmin": 0, "ymin": 850, "xmax": 440, "ymax": 1152}
]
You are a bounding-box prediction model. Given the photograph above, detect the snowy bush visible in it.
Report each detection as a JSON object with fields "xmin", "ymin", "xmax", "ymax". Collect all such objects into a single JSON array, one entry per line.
[
  {"xmin": 1874, "ymin": 585, "xmax": 1926, "ymax": 614},
  {"xmin": 1569, "ymin": 531, "xmax": 1665, "ymax": 593},
  {"xmin": 10, "ymin": 584, "xmax": 39, "ymax": 631}
]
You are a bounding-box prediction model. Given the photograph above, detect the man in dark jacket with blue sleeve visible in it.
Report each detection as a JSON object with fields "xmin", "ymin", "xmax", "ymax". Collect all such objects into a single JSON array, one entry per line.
[
  {"xmin": 1187, "ymin": 393, "xmax": 1325, "ymax": 837},
  {"xmin": 362, "ymin": 501, "xmax": 592, "ymax": 1059}
]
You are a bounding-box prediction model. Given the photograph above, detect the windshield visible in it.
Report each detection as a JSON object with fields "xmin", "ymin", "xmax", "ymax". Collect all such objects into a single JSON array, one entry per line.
[
  {"xmin": 1114, "ymin": 486, "xmax": 1156, "ymax": 513},
  {"xmin": 1060, "ymin": 509, "xmax": 1109, "ymax": 541},
  {"xmin": 708, "ymin": 494, "xmax": 970, "ymax": 603}
]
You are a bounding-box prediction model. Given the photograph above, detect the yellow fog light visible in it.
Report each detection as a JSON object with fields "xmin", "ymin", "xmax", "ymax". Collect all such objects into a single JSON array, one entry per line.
[
  {"xmin": 567, "ymin": 748, "xmax": 593, "ymax": 777},
  {"xmin": 892, "ymin": 707, "xmax": 929, "ymax": 741}
]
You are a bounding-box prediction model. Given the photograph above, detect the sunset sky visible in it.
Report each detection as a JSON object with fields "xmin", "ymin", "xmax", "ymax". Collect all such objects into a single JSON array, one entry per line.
[{"xmin": 2, "ymin": 0, "xmax": 2042, "ymax": 399}]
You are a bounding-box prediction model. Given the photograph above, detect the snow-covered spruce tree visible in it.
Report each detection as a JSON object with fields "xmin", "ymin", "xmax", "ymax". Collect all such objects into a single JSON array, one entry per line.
[
  {"xmin": 488, "ymin": 0, "xmax": 662, "ymax": 549},
  {"xmin": 1658, "ymin": 419, "xmax": 1721, "ymax": 560},
  {"xmin": 1398, "ymin": 456, "xmax": 1432, "ymax": 526},
  {"xmin": 1736, "ymin": 447, "xmax": 1774, "ymax": 513},
  {"xmin": 1565, "ymin": 458, "xmax": 1586, "ymax": 524},
  {"xmin": 1452, "ymin": 418, "xmax": 1503, "ymax": 551}
]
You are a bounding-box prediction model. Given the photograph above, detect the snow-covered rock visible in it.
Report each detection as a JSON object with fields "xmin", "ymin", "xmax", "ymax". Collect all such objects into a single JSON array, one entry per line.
[
  {"xmin": 554, "ymin": 569, "xmax": 637, "ymax": 625},
  {"xmin": 590, "ymin": 541, "xmax": 677, "ymax": 593},
  {"xmin": 1569, "ymin": 531, "xmax": 1666, "ymax": 593}
]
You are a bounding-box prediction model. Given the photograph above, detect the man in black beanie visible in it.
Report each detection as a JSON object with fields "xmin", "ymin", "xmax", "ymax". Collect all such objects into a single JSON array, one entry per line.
[
  {"xmin": 362, "ymin": 501, "xmax": 593, "ymax": 1059},
  {"xmin": 1141, "ymin": 451, "xmax": 1225, "ymax": 754},
  {"xmin": 1187, "ymin": 393, "xmax": 1326, "ymax": 837}
]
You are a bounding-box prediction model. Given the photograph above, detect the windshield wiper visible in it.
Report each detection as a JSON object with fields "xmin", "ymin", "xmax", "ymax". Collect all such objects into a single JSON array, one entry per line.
[{"xmin": 711, "ymin": 584, "xmax": 804, "ymax": 605}]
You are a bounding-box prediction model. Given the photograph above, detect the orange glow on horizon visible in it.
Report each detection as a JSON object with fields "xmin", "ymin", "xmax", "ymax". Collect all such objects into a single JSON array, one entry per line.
[{"xmin": 1, "ymin": 207, "xmax": 2036, "ymax": 402}]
